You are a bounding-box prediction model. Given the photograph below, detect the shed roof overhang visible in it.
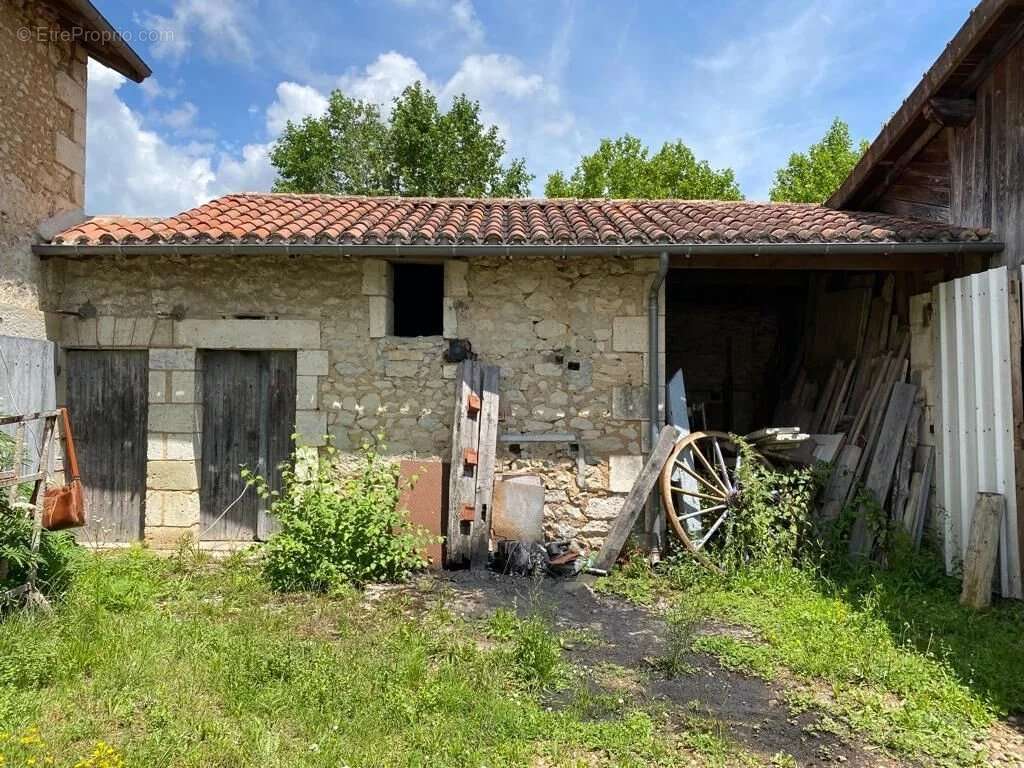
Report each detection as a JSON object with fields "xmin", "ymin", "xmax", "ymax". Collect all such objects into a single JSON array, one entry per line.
[{"xmin": 32, "ymin": 239, "xmax": 1005, "ymax": 272}]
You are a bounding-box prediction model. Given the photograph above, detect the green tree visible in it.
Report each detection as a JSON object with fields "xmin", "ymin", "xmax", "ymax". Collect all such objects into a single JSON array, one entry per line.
[
  {"xmin": 544, "ymin": 135, "xmax": 742, "ymax": 199},
  {"xmin": 271, "ymin": 82, "xmax": 532, "ymax": 197},
  {"xmin": 769, "ymin": 118, "xmax": 869, "ymax": 203}
]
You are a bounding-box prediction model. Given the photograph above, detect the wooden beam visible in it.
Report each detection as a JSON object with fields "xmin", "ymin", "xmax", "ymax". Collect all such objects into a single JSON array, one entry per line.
[
  {"xmin": 860, "ymin": 122, "xmax": 943, "ymax": 209},
  {"xmin": 960, "ymin": 493, "xmax": 1005, "ymax": 609},
  {"xmin": 924, "ymin": 97, "xmax": 976, "ymax": 127},
  {"xmin": 469, "ymin": 364, "xmax": 500, "ymax": 569},
  {"xmin": 593, "ymin": 425, "xmax": 682, "ymax": 572}
]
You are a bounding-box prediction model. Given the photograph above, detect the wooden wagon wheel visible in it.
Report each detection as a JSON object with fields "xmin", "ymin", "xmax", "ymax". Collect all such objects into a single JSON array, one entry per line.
[{"xmin": 659, "ymin": 431, "xmax": 757, "ymax": 572}]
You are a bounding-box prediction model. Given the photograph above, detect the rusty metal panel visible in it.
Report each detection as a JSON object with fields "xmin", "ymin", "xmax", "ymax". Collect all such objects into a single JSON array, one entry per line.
[
  {"xmin": 398, "ymin": 459, "xmax": 444, "ymax": 568},
  {"xmin": 492, "ymin": 474, "xmax": 544, "ymax": 543},
  {"xmin": 934, "ymin": 266, "xmax": 1021, "ymax": 598}
]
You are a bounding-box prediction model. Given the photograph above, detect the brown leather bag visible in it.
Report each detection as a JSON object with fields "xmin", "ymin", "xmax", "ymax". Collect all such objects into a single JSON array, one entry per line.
[{"xmin": 42, "ymin": 408, "xmax": 86, "ymax": 531}]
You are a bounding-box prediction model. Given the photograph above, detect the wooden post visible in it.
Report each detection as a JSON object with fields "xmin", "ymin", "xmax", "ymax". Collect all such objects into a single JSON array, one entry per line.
[
  {"xmin": 960, "ymin": 493, "xmax": 1006, "ymax": 609},
  {"xmin": 593, "ymin": 424, "xmax": 681, "ymax": 572},
  {"xmin": 469, "ymin": 364, "xmax": 500, "ymax": 569},
  {"xmin": 445, "ymin": 360, "xmax": 481, "ymax": 568}
]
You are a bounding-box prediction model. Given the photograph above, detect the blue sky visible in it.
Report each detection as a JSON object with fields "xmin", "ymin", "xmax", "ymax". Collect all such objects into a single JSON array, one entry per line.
[{"xmin": 86, "ymin": 0, "xmax": 976, "ymax": 216}]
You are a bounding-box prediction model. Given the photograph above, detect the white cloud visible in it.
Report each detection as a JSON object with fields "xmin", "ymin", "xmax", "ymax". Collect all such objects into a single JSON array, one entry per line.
[
  {"xmin": 337, "ymin": 52, "xmax": 432, "ymax": 109},
  {"xmin": 160, "ymin": 101, "xmax": 199, "ymax": 131},
  {"xmin": 85, "ymin": 61, "xmax": 274, "ymax": 216},
  {"xmin": 142, "ymin": 0, "xmax": 253, "ymax": 63},
  {"xmin": 450, "ymin": 0, "xmax": 484, "ymax": 45},
  {"xmin": 265, "ymin": 82, "xmax": 329, "ymax": 134}
]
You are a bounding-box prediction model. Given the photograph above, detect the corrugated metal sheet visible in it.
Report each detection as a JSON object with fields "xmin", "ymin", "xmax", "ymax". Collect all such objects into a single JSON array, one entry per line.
[
  {"xmin": 0, "ymin": 335, "xmax": 56, "ymax": 475},
  {"xmin": 934, "ymin": 266, "xmax": 1021, "ymax": 599}
]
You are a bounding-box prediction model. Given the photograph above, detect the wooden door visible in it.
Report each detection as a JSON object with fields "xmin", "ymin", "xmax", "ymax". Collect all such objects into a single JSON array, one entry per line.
[
  {"xmin": 65, "ymin": 350, "xmax": 148, "ymax": 541},
  {"xmin": 198, "ymin": 350, "xmax": 296, "ymax": 541}
]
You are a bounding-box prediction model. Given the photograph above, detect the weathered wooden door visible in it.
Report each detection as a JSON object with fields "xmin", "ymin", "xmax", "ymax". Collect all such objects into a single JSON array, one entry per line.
[
  {"xmin": 198, "ymin": 350, "xmax": 296, "ymax": 541},
  {"xmin": 65, "ymin": 350, "xmax": 148, "ymax": 541}
]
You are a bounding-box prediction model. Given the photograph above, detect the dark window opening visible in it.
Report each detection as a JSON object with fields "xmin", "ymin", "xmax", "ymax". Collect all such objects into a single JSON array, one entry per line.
[{"xmin": 393, "ymin": 263, "xmax": 444, "ymax": 337}]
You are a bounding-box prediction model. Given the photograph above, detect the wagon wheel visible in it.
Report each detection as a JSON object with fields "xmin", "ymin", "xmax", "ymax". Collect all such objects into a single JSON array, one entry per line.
[{"xmin": 659, "ymin": 431, "xmax": 758, "ymax": 572}]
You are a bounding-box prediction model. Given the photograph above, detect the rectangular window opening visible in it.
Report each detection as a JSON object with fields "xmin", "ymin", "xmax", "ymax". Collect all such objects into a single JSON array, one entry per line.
[{"xmin": 393, "ymin": 263, "xmax": 444, "ymax": 337}]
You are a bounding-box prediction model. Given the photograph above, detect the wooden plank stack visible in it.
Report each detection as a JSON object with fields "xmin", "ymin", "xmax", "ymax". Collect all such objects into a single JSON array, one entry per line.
[{"xmin": 775, "ymin": 273, "xmax": 933, "ymax": 559}]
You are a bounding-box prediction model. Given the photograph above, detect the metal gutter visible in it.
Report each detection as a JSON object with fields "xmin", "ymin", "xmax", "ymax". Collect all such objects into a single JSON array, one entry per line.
[{"xmin": 33, "ymin": 240, "xmax": 1006, "ymax": 259}]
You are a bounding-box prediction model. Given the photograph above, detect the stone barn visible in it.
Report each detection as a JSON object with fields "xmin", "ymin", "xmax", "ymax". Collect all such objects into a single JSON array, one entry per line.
[{"xmin": 34, "ymin": 194, "xmax": 998, "ymax": 556}]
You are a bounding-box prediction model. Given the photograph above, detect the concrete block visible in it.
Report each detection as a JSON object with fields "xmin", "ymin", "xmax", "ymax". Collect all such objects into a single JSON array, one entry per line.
[
  {"xmin": 613, "ymin": 316, "xmax": 647, "ymax": 353},
  {"xmin": 148, "ymin": 403, "xmax": 197, "ymax": 433},
  {"xmin": 148, "ymin": 371, "xmax": 168, "ymax": 403},
  {"xmin": 612, "ymin": 385, "xmax": 648, "ymax": 420},
  {"xmin": 113, "ymin": 317, "xmax": 135, "ymax": 346},
  {"xmin": 79, "ymin": 317, "xmax": 97, "ymax": 346},
  {"xmin": 165, "ymin": 433, "xmax": 197, "ymax": 461},
  {"xmin": 368, "ymin": 296, "xmax": 393, "ymax": 338},
  {"xmin": 95, "ymin": 316, "xmax": 115, "ymax": 346},
  {"xmin": 150, "ymin": 348, "xmax": 195, "ymax": 371},
  {"xmin": 170, "ymin": 371, "xmax": 196, "ymax": 403},
  {"xmin": 147, "ymin": 433, "xmax": 165, "ymax": 460},
  {"xmin": 174, "ymin": 319, "xmax": 320, "ymax": 349},
  {"xmin": 145, "ymin": 526, "xmax": 197, "ymax": 551},
  {"xmin": 444, "ymin": 260, "xmax": 469, "ymax": 297},
  {"xmin": 55, "ymin": 71, "xmax": 85, "ymax": 112},
  {"xmin": 131, "ymin": 317, "xmax": 156, "ymax": 346},
  {"xmin": 296, "ymin": 374, "xmax": 319, "ymax": 410},
  {"xmin": 295, "ymin": 411, "xmax": 327, "ymax": 446},
  {"xmin": 59, "ymin": 315, "xmax": 79, "ymax": 345},
  {"xmin": 151, "ymin": 319, "xmax": 174, "ymax": 347},
  {"xmin": 296, "ymin": 349, "xmax": 329, "ymax": 376},
  {"xmin": 609, "ymin": 454, "xmax": 644, "ymax": 492},
  {"xmin": 147, "ymin": 460, "xmax": 199, "ymax": 491},
  {"xmin": 55, "ymin": 132, "xmax": 85, "ymax": 176},
  {"xmin": 361, "ymin": 259, "xmax": 392, "ymax": 296},
  {"xmin": 443, "ymin": 298, "xmax": 458, "ymax": 338},
  {"xmin": 150, "ymin": 490, "xmax": 201, "ymax": 527}
]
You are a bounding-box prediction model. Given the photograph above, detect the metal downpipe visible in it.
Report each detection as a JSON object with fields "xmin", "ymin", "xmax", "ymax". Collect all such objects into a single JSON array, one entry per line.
[{"xmin": 646, "ymin": 252, "xmax": 670, "ymax": 561}]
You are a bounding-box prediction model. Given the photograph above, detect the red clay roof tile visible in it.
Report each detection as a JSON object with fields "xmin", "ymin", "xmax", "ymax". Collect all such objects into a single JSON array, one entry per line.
[{"xmin": 48, "ymin": 193, "xmax": 992, "ymax": 248}]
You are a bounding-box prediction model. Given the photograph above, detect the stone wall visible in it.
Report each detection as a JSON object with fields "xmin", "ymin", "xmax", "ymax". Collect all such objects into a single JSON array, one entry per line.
[
  {"xmin": 45, "ymin": 252, "xmax": 664, "ymax": 550},
  {"xmin": 1, "ymin": 0, "xmax": 87, "ymax": 339}
]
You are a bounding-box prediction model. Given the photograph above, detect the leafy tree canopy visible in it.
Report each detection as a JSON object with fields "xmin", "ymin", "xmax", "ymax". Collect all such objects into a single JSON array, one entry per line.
[
  {"xmin": 769, "ymin": 118, "xmax": 870, "ymax": 203},
  {"xmin": 270, "ymin": 82, "xmax": 532, "ymax": 197},
  {"xmin": 544, "ymin": 134, "xmax": 742, "ymax": 200}
]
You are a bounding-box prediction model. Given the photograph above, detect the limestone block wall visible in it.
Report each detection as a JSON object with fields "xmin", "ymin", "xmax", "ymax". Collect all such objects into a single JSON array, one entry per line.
[
  {"xmin": 1, "ymin": 0, "xmax": 87, "ymax": 339},
  {"xmin": 45, "ymin": 252, "xmax": 663, "ymax": 550}
]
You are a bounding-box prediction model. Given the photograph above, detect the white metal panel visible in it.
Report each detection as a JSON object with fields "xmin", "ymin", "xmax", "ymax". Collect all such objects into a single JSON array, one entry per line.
[{"xmin": 933, "ymin": 266, "xmax": 1021, "ymax": 599}]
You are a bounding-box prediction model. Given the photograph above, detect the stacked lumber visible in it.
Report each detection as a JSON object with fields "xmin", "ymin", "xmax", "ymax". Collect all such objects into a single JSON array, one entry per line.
[{"xmin": 775, "ymin": 274, "xmax": 932, "ymax": 558}]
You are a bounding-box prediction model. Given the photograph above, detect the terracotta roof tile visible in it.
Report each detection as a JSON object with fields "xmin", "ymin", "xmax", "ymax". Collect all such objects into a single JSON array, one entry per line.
[{"xmin": 48, "ymin": 193, "xmax": 993, "ymax": 248}]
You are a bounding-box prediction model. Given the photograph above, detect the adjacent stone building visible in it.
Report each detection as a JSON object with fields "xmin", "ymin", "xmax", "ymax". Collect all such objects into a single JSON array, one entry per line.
[{"xmin": 0, "ymin": 0, "xmax": 148, "ymax": 339}]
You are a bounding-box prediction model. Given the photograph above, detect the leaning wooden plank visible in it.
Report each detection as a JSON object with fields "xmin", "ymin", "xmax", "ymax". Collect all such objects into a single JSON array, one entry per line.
[
  {"xmin": 960, "ymin": 493, "xmax": 1006, "ymax": 609},
  {"xmin": 818, "ymin": 444, "xmax": 863, "ymax": 529},
  {"xmin": 811, "ymin": 362, "xmax": 842, "ymax": 434},
  {"xmin": 812, "ymin": 433, "xmax": 845, "ymax": 464},
  {"xmin": 445, "ymin": 360, "xmax": 481, "ymax": 568},
  {"xmin": 593, "ymin": 424, "xmax": 682, "ymax": 572},
  {"xmin": 911, "ymin": 445, "xmax": 935, "ymax": 549},
  {"xmin": 469, "ymin": 364, "xmax": 501, "ymax": 570},
  {"xmin": 849, "ymin": 382, "xmax": 918, "ymax": 558},
  {"xmin": 667, "ymin": 370, "xmax": 702, "ymax": 537},
  {"xmin": 825, "ymin": 360, "xmax": 857, "ymax": 433},
  {"xmin": 891, "ymin": 402, "xmax": 922, "ymax": 526}
]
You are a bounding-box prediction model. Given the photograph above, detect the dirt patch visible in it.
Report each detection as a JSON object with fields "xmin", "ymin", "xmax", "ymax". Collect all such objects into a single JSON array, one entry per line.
[{"xmin": 438, "ymin": 570, "xmax": 906, "ymax": 767}]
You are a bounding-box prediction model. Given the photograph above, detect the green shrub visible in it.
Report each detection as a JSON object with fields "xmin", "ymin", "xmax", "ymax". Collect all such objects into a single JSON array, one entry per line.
[
  {"xmin": 253, "ymin": 441, "xmax": 431, "ymax": 591},
  {"xmin": 717, "ymin": 439, "xmax": 823, "ymax": 573}
]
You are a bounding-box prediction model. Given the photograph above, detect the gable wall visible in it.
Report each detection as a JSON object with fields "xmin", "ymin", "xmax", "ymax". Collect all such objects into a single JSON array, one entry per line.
[
  {"xmin": 877, "ymin": 130, "xmax": 952, "ymax": 224},
  {"xmin": 948, "ymin": 34, "xmax": 1024, "ymax": 270},
  {"xmin": 0, "ymin": 0, "xmax": 87, "ymax": 339}
]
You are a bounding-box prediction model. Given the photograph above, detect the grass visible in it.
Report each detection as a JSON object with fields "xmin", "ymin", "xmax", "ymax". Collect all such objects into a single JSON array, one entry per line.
[
  {"xmin": 0, "ymin": 547, "xmax": 762, "ymax": 768},
  {"xmin": 599, "ymin": 551, "xmax": 1024, "ymax": 767}
]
